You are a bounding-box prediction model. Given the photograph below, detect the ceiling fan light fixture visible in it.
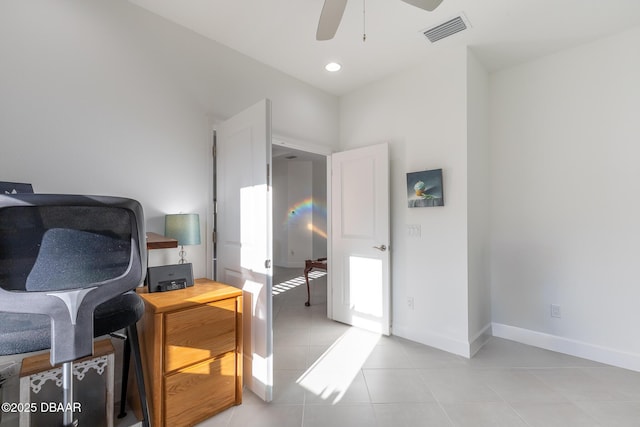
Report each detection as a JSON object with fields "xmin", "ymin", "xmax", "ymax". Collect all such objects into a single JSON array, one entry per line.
[{"xmin": 325, "ymin": 62, "xmax": 342, "ymax": 72}]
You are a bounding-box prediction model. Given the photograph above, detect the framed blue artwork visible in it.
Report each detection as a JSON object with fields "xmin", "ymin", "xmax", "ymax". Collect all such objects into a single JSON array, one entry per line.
[{"xmin": 406, "ymin": 169, "xmax": 443, "ymax": 208}]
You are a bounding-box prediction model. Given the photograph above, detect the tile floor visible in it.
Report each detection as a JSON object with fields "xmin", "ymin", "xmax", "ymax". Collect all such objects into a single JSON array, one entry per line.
[{"xmin": 132, "ymin": 268, "xmax": 640, "ymax": 426}]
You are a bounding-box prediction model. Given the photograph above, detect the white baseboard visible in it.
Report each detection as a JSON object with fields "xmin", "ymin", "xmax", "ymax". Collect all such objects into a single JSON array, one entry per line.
[
  {"xmin": 392, "ymin": 326, "xmax": 468, "ymax": 357},
  {"xmin": 492, "ymin": 323, "xmax": 640, "ymax": 372},
  {"xmin": 469, "ymin": 323, "xmax": 493, "ymax": 357},
  {"xmin": 393, "ymin": 323, "xmax": 492, "ymax": 359}
]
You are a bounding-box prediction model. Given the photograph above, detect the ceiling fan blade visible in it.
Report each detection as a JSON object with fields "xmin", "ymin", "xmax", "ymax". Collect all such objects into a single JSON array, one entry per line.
[
  {"xmin": 316, "ymin": 0, "xmax": 348, "ymax": 41},
  {"xmin": 400, "ymin": 0, "xmax": 444, "ymax": 12}
]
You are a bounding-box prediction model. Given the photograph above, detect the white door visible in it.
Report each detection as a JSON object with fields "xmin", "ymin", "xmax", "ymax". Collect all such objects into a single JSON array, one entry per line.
[
  {"xmin": 330, "ymin": 143, "xmax": 390, "ymax": 335},
  {"xmin": 215, "ymin": 99, "xmax": 273, "ymax": 401}
]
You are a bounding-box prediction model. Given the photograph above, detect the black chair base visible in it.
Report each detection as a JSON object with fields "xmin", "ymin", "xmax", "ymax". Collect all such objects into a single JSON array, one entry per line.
[{"xmin": 113, "ymin": 325, "xmax": 150, "ymax": 427}]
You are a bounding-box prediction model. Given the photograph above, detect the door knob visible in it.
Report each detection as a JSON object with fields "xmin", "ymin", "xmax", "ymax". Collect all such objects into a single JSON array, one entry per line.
[{"xmin": 373, "ymin": 245, "xmax": 387, "ymax": 252}]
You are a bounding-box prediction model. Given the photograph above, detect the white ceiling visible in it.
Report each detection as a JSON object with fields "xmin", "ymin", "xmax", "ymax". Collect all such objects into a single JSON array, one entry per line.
[{"xmin": 128, "ymin": 0, "xmax": 640, "ymax": 96}]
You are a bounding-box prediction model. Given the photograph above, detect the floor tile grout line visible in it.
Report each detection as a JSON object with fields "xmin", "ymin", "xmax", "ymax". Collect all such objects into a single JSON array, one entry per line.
[{"xmin": 503, "ymin": 402, "xmax": 535, "ymax": 427}]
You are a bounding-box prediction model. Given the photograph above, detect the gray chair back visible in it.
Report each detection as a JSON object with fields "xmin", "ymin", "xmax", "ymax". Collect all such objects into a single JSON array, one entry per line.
[{"xmin": 0, "ymin": 194, "xmax": 146, "ymax": 365}]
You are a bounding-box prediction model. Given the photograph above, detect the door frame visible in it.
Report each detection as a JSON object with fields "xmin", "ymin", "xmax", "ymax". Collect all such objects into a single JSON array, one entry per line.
[
  {"xmin": 207, "ymin": 134, "xmax": 333, "ymax": 278},
  {"xmin": 208, "ymin": 135, "xmax": 390, "ymax": 371},
  {"xmin": 271, "ymin": 136, "xmax": 334, "ymax": 319}
]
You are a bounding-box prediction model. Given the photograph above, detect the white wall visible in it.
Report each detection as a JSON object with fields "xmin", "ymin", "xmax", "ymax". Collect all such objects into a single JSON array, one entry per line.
[
  {"xmin": 466, "ymin": 51, "xmax": 492, "ymax": 354},
  {"xmin": 285, "ymin": 161, "xmax": 313, "ymax": 268},
  {"xmin": 311, "ymin": 156, "xmax": 328, "ymax": 260},
  {"xmin": 272, "ymin": 158, "xmax": 289, "ymax": 267},
  {"xmin": 273, "ymin": 157, "xmax": 326, "ymax": 268},
  {"xmin": 127, "ymin": 2, "xmax": 339, "ymax": 148},
  {"xmin": 490, "ymin": 26, "xmax": 640, "ymax": 369},
  {"xmin": 340, "ymin": 47, "xmax": 474, "ymax": 356},
  {"xmin": 0, "ymin": 0, "xmax": 338, "ymax": 278},
  {"xmin": 286, "ymin": 161, "xmax": 313, "ymax": 267}
]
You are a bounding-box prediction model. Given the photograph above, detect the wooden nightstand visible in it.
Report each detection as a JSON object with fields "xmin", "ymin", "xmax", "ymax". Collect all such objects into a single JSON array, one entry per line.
[{"xmin": 136, "ymin": 279, "xmax": 242, "ymax": 427}]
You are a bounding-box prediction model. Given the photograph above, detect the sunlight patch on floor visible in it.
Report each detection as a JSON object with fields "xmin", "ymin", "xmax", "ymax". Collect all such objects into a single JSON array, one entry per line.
[
  {"xmin": 272, "ymin": 271, "xmax": 326, "ymax": 296},
  {"xmin": 296, "ymin": 327, "xmax": 379, "ymax": 404}
]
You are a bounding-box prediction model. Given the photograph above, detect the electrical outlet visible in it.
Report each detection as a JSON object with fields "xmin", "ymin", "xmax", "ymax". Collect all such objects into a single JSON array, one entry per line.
[
  {"xmin": 550, "ymin": 304, "xmax": 561, "ymax": 318},
  {"xmin": 407, "ymin": 297, "xmax": 414, "ymax": 310}
]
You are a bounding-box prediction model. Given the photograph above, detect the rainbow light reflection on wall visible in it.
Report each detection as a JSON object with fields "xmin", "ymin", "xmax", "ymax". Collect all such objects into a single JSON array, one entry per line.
[{"xmin": 285, "ymin": 197, "xmax": 327, "ymax": 238}]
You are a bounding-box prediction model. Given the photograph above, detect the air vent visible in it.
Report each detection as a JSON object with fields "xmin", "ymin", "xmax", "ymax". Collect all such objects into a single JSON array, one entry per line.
[
  {"xmin": 422, "ymin": 14, "xmax": 469, "ymax": 43},
  {"xmin": 285, "ymin": 155, "xmax": 297, "ymax": 160}
]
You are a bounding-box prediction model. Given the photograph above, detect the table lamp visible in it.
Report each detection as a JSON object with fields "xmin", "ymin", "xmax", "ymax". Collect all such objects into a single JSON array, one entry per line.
[{"xmin": 164, "ymin": 213, "xmax": 201, "ymax": 264}]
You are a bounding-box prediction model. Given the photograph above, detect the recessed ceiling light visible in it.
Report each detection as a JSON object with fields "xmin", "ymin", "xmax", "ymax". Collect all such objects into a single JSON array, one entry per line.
[{"xmin": 325, "ymin": 62, "xmax": 342, "ymax": 72}]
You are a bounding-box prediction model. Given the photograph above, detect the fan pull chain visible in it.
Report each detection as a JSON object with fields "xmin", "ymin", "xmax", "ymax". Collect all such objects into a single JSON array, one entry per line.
[{"xmin": 362, "ymin": 0, "xmax": 367, "ymax": 42}]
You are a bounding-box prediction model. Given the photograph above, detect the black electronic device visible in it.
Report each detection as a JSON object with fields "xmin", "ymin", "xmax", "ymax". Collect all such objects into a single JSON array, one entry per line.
[
  {"xmin": 0, "ymin": 181, "xmax": 34, "ymax": 194},
  {"xmin": 146, "ymin": 263, "xmax": 194, "ymax": 293}
]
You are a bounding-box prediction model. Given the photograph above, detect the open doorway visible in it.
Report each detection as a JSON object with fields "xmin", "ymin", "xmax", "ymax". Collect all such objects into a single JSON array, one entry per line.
[
  {"xmin": 214, "ymin": 122, "xmax": 391, "ymax": 402},
  {"xmin": 271, "ymin": 144, "xmax": 355, "ymax": 395},
  {"xmin": 271, "ymin": 145, "xmax": 328, "ymax": 318}
]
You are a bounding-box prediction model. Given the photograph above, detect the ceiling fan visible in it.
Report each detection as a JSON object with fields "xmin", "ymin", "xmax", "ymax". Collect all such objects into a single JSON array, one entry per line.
[{"xmin": 316, "ymin": 0, "xmax": 444, "ymax": 41}]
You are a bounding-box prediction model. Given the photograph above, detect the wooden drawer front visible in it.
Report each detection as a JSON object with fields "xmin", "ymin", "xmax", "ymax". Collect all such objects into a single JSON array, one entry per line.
[
  {"xmin": 164, "ymin": 352, "xmax": 236, "ymax": 427},
  {"xmin": 164, "ymin": 298, "xmax": 236, "ymax": 372}
]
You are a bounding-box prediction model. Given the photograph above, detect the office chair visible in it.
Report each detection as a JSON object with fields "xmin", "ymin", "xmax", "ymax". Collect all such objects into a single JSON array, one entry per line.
[{"xmin": 0, "ymin": 194, "xmax": 150, "ymax": 427}]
